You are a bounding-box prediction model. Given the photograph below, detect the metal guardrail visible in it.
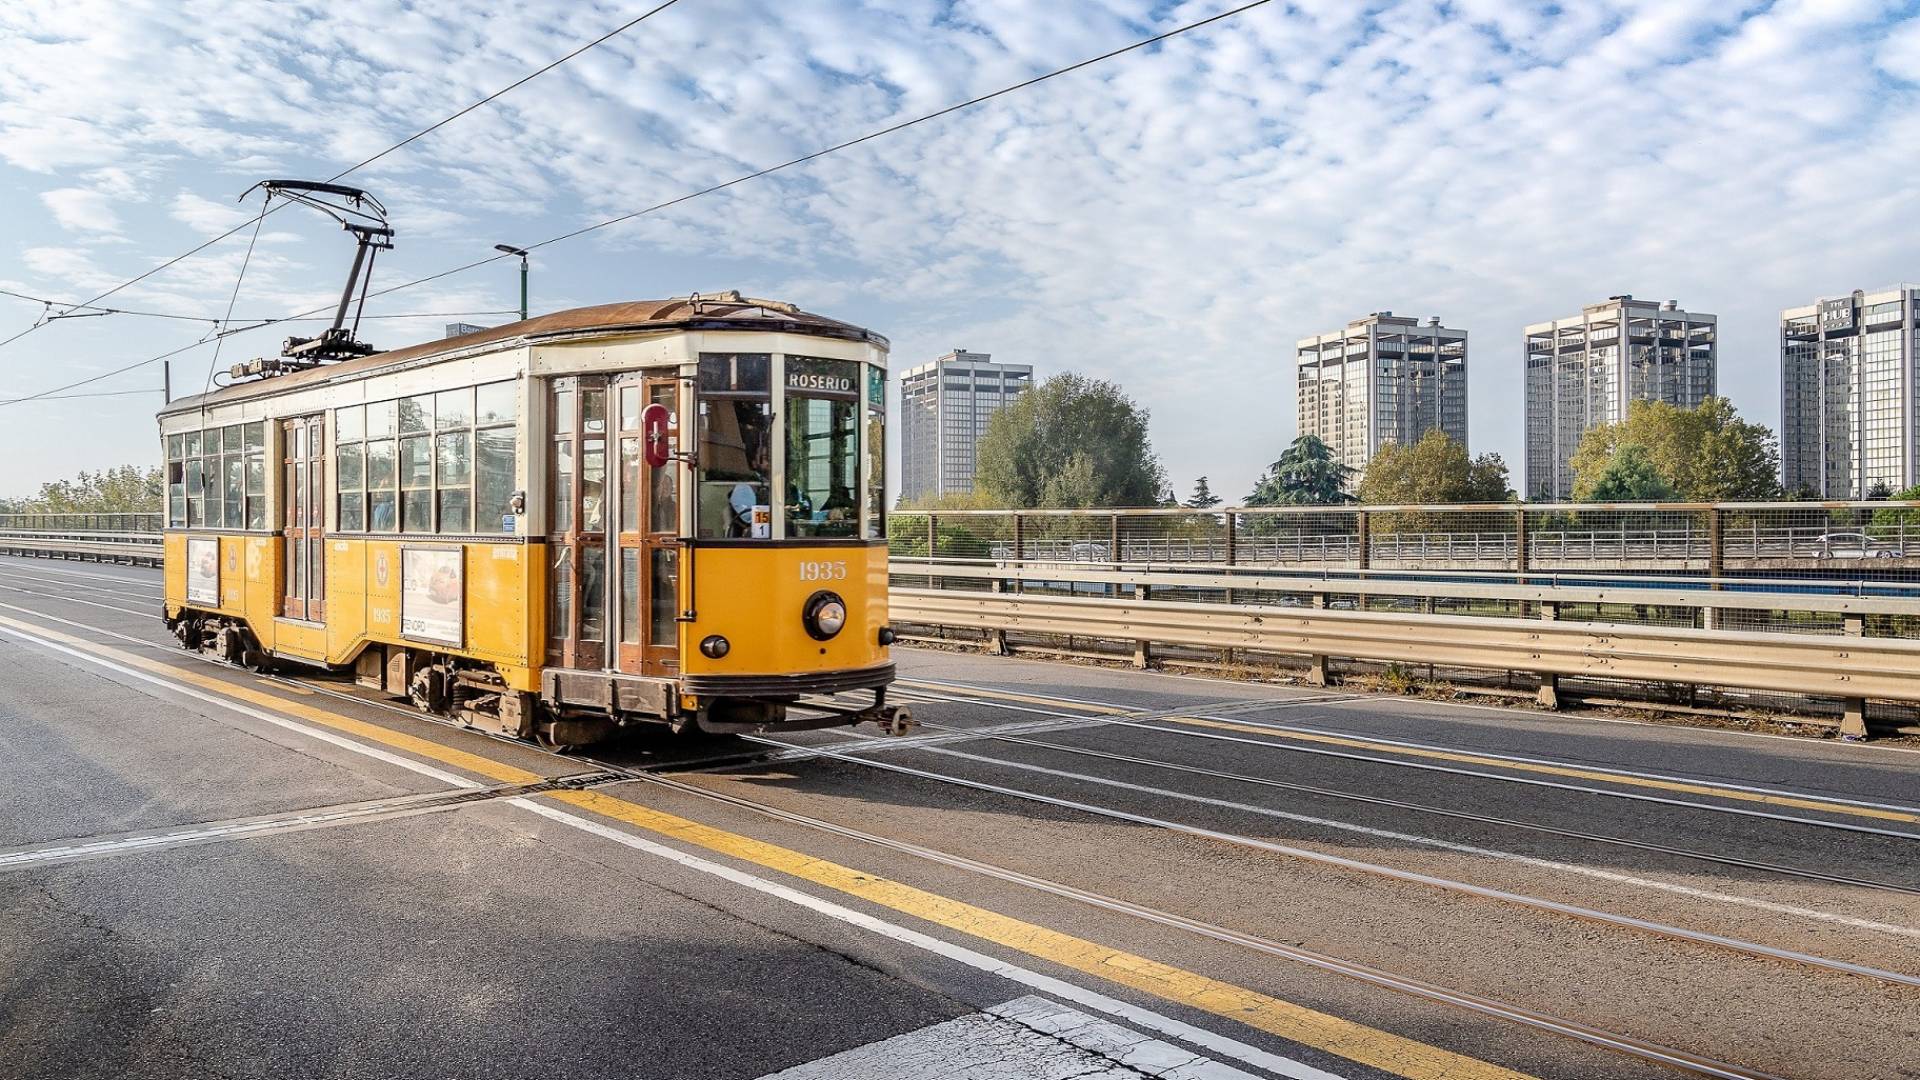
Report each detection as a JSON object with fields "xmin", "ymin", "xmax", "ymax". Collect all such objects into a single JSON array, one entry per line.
[
  {"xmin": 0, "ymin": 528, "xmax": 163, "ymax": 566},
  {"xmin": 889, "ymin": 502, "xmax": 1920, "ymax": 735},
  {"xmin": 891, "ymin": 587, "xmax": 1920, "ymax": 716}
]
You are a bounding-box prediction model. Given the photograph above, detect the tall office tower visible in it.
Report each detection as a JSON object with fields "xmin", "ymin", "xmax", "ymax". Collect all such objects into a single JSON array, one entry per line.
[
  {"xmin": 1522, "ymin": 295, "xmax": 1716, "ymax": 500},
  {"xmin": 1781, "ymin": 285, "xmax": 1920, "ymax": 498},
  {"xmin": 898, "ymin": 349, "xmax": 1034, "ymax": 503},
  {"xmin": 1295, "ymin": 312, "xmax": 1468, "ymax": 482}
]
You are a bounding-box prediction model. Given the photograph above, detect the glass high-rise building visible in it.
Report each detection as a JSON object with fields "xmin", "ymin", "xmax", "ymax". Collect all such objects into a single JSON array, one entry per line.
[
  {"xmin": 899, "ymin": 350, "xmax": 1033, "ymax": 503},
  {"xmin": 1523, "ymin": 295, "xmax": 1716, "ymax": 501},
  {"xmin": 1781, "ymin": 285, "xmax": 1920, "ymax": 498},
  {"xmin": 1295, "ymin": 312, "xmax": 1468, "ymax": 483}
]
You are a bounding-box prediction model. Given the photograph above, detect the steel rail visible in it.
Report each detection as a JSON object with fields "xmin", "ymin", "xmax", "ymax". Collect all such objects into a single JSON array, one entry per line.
[
  {"xmin": 0, "ymin": 578, "xmax": 1829, "ymax": 1077},
  {"xmin": 896, "ymin": 678, "xmax": 1920, "ymax": 840},
  {"xmin": 634, "ymin": 770, "xmax": 1784, "ymax": 1080},
  {"xmin": 741, "ymin": 733, "xmax": 1920, "ymax": 989},
  {"xmin": 890, "ymin": 705, "xmax": 1920, "ymax": 895}
]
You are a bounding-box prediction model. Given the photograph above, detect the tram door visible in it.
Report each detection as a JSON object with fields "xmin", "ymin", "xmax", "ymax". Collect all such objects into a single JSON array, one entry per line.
[
  {"xmin": 281, "ymin": 414, "xmax": 326, "ymax": 621},
  {"xmin": 546, "ymin": 377, "xmax": 608, "ymax": 669},
  {"xmin": 614, "ymin": 376, "xmax": 680, "ymax": 676}
]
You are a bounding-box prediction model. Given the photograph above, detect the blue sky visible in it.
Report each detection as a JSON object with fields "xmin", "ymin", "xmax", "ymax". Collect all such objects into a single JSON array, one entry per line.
[{"xmin": 2, "ymin": 0, "xmax": 1919, "ymax": 502}]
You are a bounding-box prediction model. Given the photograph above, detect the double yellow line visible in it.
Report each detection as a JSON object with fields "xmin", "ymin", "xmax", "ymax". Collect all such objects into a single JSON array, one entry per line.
[{"xmin": 2, "ymin": 612, "xmax": 1535, "ymax": 1080}]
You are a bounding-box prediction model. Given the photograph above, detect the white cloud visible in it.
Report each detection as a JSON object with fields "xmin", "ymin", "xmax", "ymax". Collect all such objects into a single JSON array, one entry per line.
[
  {"xmin": 1, "ymin": 0, "xmax": 1918, "ymax": 499},
  {"xmin": 39, "ymin": 187, "xmax": 121, "ymax": 234}
]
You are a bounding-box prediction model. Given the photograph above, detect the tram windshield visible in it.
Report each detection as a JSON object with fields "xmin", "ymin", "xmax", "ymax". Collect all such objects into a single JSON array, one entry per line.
[
  {"xmin": 784, "ymin": 357, "xmax": 860, "ymax": 539},
  {"xmin": 695, "ymin": 352, "xmax": 885, "ymax": 541}
]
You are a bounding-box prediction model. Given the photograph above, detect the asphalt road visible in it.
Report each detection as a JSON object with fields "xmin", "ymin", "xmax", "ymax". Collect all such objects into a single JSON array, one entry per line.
[{"xmin": 1, "ymin": 554, "xmax": 1916, "ymax": 1080}]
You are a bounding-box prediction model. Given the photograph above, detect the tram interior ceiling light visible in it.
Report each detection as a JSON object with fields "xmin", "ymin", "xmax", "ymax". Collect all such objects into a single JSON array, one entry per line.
[{"xmin": 804, "ymin": 591, "xmax": 847, "ymax": 641}]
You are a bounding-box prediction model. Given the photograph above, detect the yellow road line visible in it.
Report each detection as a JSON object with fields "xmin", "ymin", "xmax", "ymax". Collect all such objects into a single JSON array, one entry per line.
[
  {"xmin": 0, "ymin": 611, "xmax": 1534, "ymax": 1080},
  {"xmin": 905, "ymin": 677, "xmax": 1914, "ymax": 826},
  {"xmin": 551, "ymin": 788, "xmax": 1533, "ymax": 1080},
  {"xmin": 0, "ymin": 613, "xmax": 540, "ymax": 786},
  {"xmin": 1169, "ymin": 716, "xmax": 1920, "ymax": 825}
]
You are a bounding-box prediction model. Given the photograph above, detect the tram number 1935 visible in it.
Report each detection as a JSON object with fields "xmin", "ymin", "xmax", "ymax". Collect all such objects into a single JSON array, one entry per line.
[{"xmin": 798, "ymin": 560, "xmax": 848, "ymax": 582}]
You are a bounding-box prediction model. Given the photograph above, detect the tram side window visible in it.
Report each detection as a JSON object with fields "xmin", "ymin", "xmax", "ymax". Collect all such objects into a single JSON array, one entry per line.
[
  {"xmin": 865, "ymin": 364, "xmax": 885, "ymax": 540},
  {"xmin": 166, "ymin": 423, "xmax": 265, "ymax": 529},
  {"xmin": 784, "ymin": 356, "xmax": 860, "ymax": 539},
  {"xmin": 335, "ymin": 383, "xmax": 515, "ymax": 536},
  {"xmin": 166, "ymin": 434, "xmax": 186, "ymax": 527},
  {"xmin": 696, "ymin": 353, "xmax": 772, "ymax": 539}
]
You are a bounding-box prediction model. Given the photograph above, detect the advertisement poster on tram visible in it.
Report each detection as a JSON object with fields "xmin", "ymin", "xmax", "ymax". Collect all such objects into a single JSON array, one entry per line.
[
  {"xmin": 401, "ymin": 547, "xmax": 464, "ymax": 646},
  {"xmin": 186, "ymin": 537, "xmax": 219, "ymax": 604}
]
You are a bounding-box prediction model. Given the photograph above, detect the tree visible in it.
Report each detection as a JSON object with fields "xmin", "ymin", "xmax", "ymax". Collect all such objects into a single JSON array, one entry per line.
[
  {"xmin": 1584, "ymin": 444, "xmax": 1678, "ymax": 502},
  {"xmin": 1, "ymin": 465, "xmax": 162, "ymax": 514},
  {"xmin": 974, "ymin": 373, "xmax": 1166, "ymax": 508},
  {"xmin": 1185, "ymin": 476, "xmax": 1221, "ymax": 509},
  {"xmin": 1570, "ymin": 397, "xmax": 1779, "ymax": 502},
  {"xmin": 1354, "ymin": 431, "xmax": 1511, "ymax": 505},
  {"xmin": 1245, "ymin": 435, "xmax": 1354, "ymax": 506}
]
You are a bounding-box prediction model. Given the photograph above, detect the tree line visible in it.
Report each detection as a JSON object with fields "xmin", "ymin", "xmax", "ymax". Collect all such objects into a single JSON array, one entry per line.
[
  {"xmin": 913, "ymin": 371, "xmax": 1899, "ymax": 510},
  {"xmin": 1, "ymin": 465, "xmax": 162, "ymax": 515}
]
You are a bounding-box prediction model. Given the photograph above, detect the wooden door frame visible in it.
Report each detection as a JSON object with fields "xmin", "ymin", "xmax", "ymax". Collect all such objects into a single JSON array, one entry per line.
[
  {"xmin": 546, "ymin": 376, "xmax": 609, "ymax": 670},
  {"xmin": 613, "ymin": 375, "xmax": 681, "ymax": 677},
  {"xmin": 280, "ymin": 415, "xmax": 326, "ymax": 622}
]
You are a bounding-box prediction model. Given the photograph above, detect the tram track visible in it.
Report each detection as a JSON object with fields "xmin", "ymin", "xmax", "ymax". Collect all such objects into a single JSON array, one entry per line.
[
  {"xmin": 0, "ymin": 580, "xmax": 1870, "ymax": 1079},
  {"xmin": 35, "ymin": 606, "xmax": 1793, "ymax": 1077},
  {"xmin": 893, "ymin": 715, "xmax": 1920, "ymax": 897},
  {"xmin": 731, "ymin": 729, "xmax": 1920, "ymax": 988},
  {"xmin": 893, "ymin": 680, "xmax": 1920, "ymax": 840}
]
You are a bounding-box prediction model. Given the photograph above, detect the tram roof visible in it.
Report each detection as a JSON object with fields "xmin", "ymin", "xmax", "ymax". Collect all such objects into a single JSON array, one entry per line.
[{"xmin": 162, "ymin": 293, "xmax": 887, "ymax": 415}]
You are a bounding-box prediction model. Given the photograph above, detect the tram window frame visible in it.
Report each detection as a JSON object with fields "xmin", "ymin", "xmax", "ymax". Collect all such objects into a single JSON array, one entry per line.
[
  {"xmin": 865, "ymin": 364, "xmax": 886, "ymax": 539},
  {"xmin": 335, "ymin": 382, "xmax": 517, "ymax": 536},
  {"xmin": 695, "ymin": 353, "xmax": 774, "ymax": 540},
  {"xmin": 165, "ymin": 421, "xmax": 267, "ymax": 530},
  {"xmin": 783, "ymin": 356, "xmax": 861, "ymax": 540}
]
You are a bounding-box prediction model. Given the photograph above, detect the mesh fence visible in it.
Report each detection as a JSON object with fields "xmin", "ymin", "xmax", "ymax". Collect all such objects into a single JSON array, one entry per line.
[
  {"xmin": 889, "ymin": 502, "xmax": 1920, "ymax": 643},
  {"xmin": 0, "ymin": 513, "xmax": 163, "ymax": 533}
]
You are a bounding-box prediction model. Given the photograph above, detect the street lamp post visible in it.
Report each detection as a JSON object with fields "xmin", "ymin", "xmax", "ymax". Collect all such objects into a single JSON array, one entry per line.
[{"xmin": 494, "ymin": 244, "xmax": 529, "ymax": 321}]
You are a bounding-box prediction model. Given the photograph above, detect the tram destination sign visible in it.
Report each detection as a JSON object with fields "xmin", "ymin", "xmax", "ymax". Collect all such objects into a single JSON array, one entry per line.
[{"xmin": 786, "ymin": 358, "xmax": 858, "ymax": 398}]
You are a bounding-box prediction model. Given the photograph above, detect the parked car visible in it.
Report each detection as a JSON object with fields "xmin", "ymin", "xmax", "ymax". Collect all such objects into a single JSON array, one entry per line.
[{"xmin": 1811, "ymin": 532, "xmax": 1904, "ymax": 559}]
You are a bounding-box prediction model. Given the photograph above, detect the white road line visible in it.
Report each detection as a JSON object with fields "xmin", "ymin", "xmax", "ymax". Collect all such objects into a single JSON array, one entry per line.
[
  {"xmin": 756, "ymin": 995, "xmax": 1264, "ymax": 1079},
  {"xmin": 0, "ymin": 559, "xmax": 164, "ymax": 593},
  {"xmin": 780, "ymin": 739, "xmax": 1920, "ymax": 989},
  {"xmin": 509, "ymin": 797, "xmax": 1343, "ymax": 1080},
  {"xmin": 0, "ymin": 795, "xmax": 472, "ymax": 869},
  {"xmin": 0, "ymin": 578, "xmax": 154, "ymax": 619},
  {"xmin": 1192, "ymin": 712, "xmax": 1920, "ymax": 814},
  {"xmin": 0, "ymin": 608, "xmax": 1350, "ymax": 1078},
  {"xmin": 904, "ymin": 688, "xmax": 1920, "ymax": 840},
  {"xmin": 908, "ymin": 677, "xmax": 1920, "ymax": 812},
  {"xmin": 885, "ymin": 740, "xmax": 1920, "ymax": 940},
  {"xmin": 0, "ymin": 620, "xmax": 478, "ymax": 790}
]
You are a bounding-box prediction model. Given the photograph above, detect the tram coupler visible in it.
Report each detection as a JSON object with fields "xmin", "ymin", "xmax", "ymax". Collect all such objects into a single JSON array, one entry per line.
[{"xmin": 870, "ymin": 704, "xmax": 915, "ymax": 736}]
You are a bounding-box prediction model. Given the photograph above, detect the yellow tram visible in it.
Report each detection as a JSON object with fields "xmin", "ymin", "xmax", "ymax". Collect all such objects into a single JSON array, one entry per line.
[{"xmin": 159, "ymin": 293, "xmax": 905, "ymax": 747}]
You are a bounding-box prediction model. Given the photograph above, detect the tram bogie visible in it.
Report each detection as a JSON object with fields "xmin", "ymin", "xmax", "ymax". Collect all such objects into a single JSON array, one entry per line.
[{"xmin": 159, "ymin": 294, "xmax": 903, "ymax": 747}]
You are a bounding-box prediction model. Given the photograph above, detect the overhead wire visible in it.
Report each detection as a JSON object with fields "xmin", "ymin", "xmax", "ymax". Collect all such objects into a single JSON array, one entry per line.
[
  {"xmin": 0, "ymin": 0, "xmax": 683, "ymax": 356},
  {"xmin": 0, "ymin": 286, "xmax": 519, "ymax": 327},
  {"xmin": 3, "ymin": 0, "xmax": 1275, "ymax": 408}
]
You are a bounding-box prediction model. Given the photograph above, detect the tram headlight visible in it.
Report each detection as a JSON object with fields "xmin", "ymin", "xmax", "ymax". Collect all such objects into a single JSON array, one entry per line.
[
  {"xmin": 803, "ymin": 590, "xmax": 847, "ymax": 641},
  {"xmin": 699, "ymin": 634, "xmax": 730, "ymax": 659}
]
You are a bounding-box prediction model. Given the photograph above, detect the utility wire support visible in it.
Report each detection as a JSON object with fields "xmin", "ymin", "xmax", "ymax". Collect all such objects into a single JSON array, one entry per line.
[
  {"xmin": 1, "ymin": 0, "xmax": 1273, "ymax": 408},
  {"xmin": 0, "ymin": 0, "xmax": 684, "ymax": 358}
]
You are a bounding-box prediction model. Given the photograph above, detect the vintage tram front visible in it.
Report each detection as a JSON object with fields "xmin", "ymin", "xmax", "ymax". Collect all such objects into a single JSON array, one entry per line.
[{"xmin": 160, "ymin": 294, "xmax": 904, "ymax": 747}]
